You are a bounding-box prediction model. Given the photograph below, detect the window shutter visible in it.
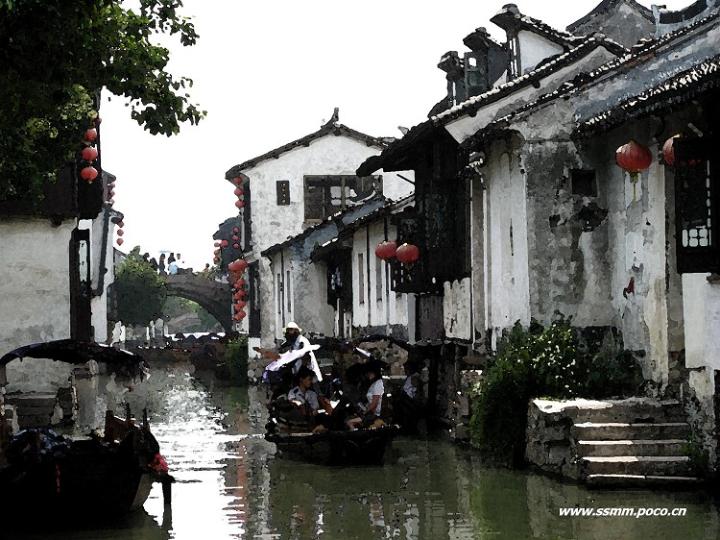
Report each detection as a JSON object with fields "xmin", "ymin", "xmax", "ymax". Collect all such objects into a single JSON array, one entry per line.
[
  {"xmin": 276, "ymin": 180, "xmax": 290, "ymax": 205},
  {"xmin": 674, "ymin": 137, "xmax": 719, "ymax": 273}
]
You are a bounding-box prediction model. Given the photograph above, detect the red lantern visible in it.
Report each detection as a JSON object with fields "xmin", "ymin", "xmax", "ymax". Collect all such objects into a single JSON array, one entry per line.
[
  {"xmin": 235, "ymin": 300, "xmax": 247, "ymax": 309},
  {"xmin": 663, "ymin": 135, "xmax": 680, "ymax": 167},
  {"xmin": 234, "ymin": 187, "xmax": 244, "ymax": 197},
  {"xmin": 235, "ymin": 200, "xmax": 245, "ymax": 209},
  {"xmin": 233, "ymin": 312, "xmax": 246, "ymax": 321},
  {"xmin": 116, "ymin": 229, "xmax": 124, "ymax": 237},
  {"xmin": 235, "ymin": 277, "xmax": 247, "ymax": 287},
  {"xmin": 231, "ymin": 235, "xmax": 239, "ymax": 241},
  {"xmin": 81, "ymin": 146, "xmax": 98, "ymax": 162},
  {"xmin": 233, "ymin": 243, "xmax": 240, "ymax": 249},
  {"xmin": 221, "ymin": 239, "xmax": 229, "ymax": 248},
  {"xmin": 232, "ymin": 227, "xmax": 239, "ymax": 234},
  {"xmin": 117, "ymin": 221, "xmax": 124, "ymax": 228},
  {"xmin": 232, "ymin": 177, "xmax": 243, "ymax": 186},
  {"xmin": 213, "ymin": 256, "xmax": 220, "ymax": 263},
  {"xmin": 396, "ymin": 243, "xmax": 420, "ymax": 264},
  {"xmin": 616, "ymin": 140, "xmax": 652, "ymax": 202},
  {"xmin": 375, "ymin": 240, "xmax": 398, "ymax": 260},
  {"xmin": 84, "ymin": 128, "xmax": 98, "ymax": 142},
  {"xmin": 80, "ymin": 166, "xmax": 98, "ymax": 183},
  {"xmin": 616, "ymin": 140, "xmax": 652, "ymax": 176},
  {"xmin": 229, "ymin": 259, "xmax": 248, "ymax": 273},
  {"xmin": 117, "ymin": 238, "xmax": 124, "ymax": 246}
]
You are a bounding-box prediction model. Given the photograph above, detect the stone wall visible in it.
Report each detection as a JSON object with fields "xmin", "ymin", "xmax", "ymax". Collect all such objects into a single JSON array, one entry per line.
[{"xmin": 525, "ymin": 399, "xmax": 578, "ymax": 479}]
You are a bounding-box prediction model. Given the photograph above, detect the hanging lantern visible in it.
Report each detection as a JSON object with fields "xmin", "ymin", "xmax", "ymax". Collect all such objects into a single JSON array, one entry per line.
[
  {"xmin": 80, "ymin": 166, "xmax": 98, "ymax": 183},
  {"xmin": 235, "ymin": 300, "xmax": 247, "ymax": 309},
  {"xmin": 662, "ymin": 135, "xmax": 679, "ymax": 167},
  {"xmin": 81, "ymin": 146, "xmax": 98, "ymax": 162},
  {"xmin": 233, "ymin": 312, "xmax": 246, "ymax": 321},
  {"xmin": 235, "ymin": 277, "xmax": 247, "ymax": 287},
  {"xmin": 234, "ymin": 187, "xmax": 244, "ymax": 197},
  {"xmin": 616, "ymin": 140, "xmax": 652, "ymax": 201},
  {"xmin": 117, "ymin": 221, "xmax": 124, "ymax": 228},
  {"xmin": 213, "ymin": 256, "xmax": 220, "ymax": 264},
  {"xmin": 232, "ymin": 177, "xmax": 243, "ymax": 186},
  {"xmin": 221, "ymin": 239, "xmax": 229, "ymax": 248},
  {"xmin": 231, "ymin": 235, "xmax": 240, "ymax": 241},
  {"xmin": 116, "ymin": 228, "xmax": 124, "ymax": 237},
  {"xmin": 229, "ymin": 258, "xmax": 248, "ymax": 273},
  {"xmin": 117, "ymin": 238, "xmax": 124, "ymax": 246},
  {"xmin": 375, "ymin": 240, "xmax": 398, "ymax": 260},
  {"xmin": 396, "ymin": 243, "xmax": 420, "ymax": 264},
  {"xmin": 84, "ymin": 128, "xmax": 98, "ymax": 142},
  {"xmin": 233, "ymin": 243, "xmax": 240, "ymax": 249},
  {"xmin": 235, "ymin": 200, "xmax": 245, "ymax": 209},
  {"xmin": 232, "ymin": 227, "xmax": 239, "ymax": 234},
  {"xmin": 214, "ymin": 241, "xmax": 221, "ymax": 247}
]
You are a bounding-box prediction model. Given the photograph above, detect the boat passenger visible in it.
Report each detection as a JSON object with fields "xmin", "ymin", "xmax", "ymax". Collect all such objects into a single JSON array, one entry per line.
[
  {"xmin": 396, "ymin": 360, "xmax": 424, "ymax": 432},
  {"xmin": 287, "ymin": 366, "xmax": 320, "ymax": 415},
  {"xmin": 281, "ymin": 322, "xmax": 322, "ymax": 381},
  {"xmin": 347, "ymin": 363, "xmax": 385, "ymax": 430}
]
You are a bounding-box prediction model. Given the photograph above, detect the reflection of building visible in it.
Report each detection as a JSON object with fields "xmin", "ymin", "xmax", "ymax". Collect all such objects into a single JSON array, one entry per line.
[{"xmin": 223, "ymin": 110, "xmax": 413, "ymax": 352}]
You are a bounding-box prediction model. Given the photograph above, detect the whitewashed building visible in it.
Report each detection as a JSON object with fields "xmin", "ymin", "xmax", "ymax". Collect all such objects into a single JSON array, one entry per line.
[{"xmin": 223, "ymin": 111, "xmax": 413, "ymax": 353}]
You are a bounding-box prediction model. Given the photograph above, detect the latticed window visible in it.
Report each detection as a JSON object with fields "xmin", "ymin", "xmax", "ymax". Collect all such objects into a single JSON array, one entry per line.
[{"xmin": 674, "ymin": 137, "xmax": 719, "ymax": 273}]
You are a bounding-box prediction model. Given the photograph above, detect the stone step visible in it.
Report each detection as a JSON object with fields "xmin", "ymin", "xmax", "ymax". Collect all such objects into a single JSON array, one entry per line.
[
  {"xmin": 573, "ymin": 422, "xmax": 690, "ymax": 441},
  {"xmin": 581, "ymin": 455, "xmax": 692, "ymax": 477},
  {"xmin": 586, "ymin": 473, "xmax": 704, "ymax": 489},
  {"xmin": 4, "ymin": 393, "xmax": 58, "ymax": 408},
  {"xmin": 572, "ymin": 399, "xmax": 685, "ymax": 424},
  {"xmin": 577, "ymin": 439, "xmax": 688, "ymax": 457}
]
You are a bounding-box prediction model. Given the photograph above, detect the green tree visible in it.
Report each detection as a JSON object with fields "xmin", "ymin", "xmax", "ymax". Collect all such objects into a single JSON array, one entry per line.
[
  {"xmin": 115, "ymin": 247, "xmax": 167, "ymax": 326},
  {"xmin": 0, "ymin": 0, "xmax": 205, "ymax": 201}
]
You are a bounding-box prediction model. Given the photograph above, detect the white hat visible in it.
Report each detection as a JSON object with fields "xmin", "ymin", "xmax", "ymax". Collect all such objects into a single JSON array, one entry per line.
[{"xmin": 284, "ymin": 322, "xmax": 302, "ymax": 332}]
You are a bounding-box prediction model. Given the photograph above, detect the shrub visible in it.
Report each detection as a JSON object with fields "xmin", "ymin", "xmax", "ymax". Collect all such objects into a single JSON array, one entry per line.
[
  {"xmin": 225, "ymin": 336, "xmax": 249, "ymax": 386},
  {"xmin": 468, "ymin": 317, "xmax": 642, "ymax": 466}
]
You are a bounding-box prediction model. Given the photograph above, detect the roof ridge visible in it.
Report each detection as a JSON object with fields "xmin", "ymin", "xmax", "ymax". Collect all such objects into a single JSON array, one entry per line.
[{"xmin": 225, "ymin": 121, "xmax": 394, "ymax": 178}]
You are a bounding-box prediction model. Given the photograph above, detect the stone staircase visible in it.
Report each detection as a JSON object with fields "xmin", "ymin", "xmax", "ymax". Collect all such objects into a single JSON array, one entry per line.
[
  {"xmin": 527, "ymin": 398, "xmax": 703, "ymax": 488},
  {"xmin": 573, "ymin": 399, "xmax": 700, "ymax": 488}
]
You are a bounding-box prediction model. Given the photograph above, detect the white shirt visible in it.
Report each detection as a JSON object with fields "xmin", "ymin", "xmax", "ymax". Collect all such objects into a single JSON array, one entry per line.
[
  {"xmin": 290, "ymin": 335, "xmax": 322, "ymax": 381},
  {"xmin": 287, "ymin": 386, "xmax": 319, "ymax": 412},
  {"xmin": 366, "ymin": 379, "xmax": 384, "ymax": 416},
  {"xmin": 402, "ymin": 375, "xmax": 418, "ymax": 399}
]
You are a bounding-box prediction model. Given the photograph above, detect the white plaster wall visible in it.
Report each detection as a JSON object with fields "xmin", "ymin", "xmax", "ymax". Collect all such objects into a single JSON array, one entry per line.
[
  {"xmin": 517, "ymin": 30, "xmax": 564, "ymax": 74},
  {"xmin": 351, "ymin": 221, "xmax": 409, "ymax": 332},
  {"xmin": 0, "ymin": 219, "xmax": 74, "ymax": 357},
  {"xmin": 683, "ymin": 275, "xmax": 720, "ymax": 370},
  {"xmin": 484, "ymin": 147, "xmax": 531, "ymax": 338}
]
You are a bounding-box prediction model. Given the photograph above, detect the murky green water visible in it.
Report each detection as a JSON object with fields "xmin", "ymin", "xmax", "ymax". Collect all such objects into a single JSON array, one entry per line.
[{"xmin": 6, "ymin": 363, "xmax": 720, "ymax": 539}]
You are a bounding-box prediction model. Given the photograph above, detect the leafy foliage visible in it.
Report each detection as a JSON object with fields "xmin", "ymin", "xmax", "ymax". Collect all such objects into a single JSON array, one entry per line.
[
  {"xmin": 468, "ymin": 317, "xmax": 642, "ymax": 466},
  {"xmin": 162, "ymin": 296, "xmax": 221, "ymax": 332},
  {"xmin": 115, "ymin": 247, "xmax": 167, "ymax": 326},
  {"xmin": 225, "ymin": 336, "xmax": 249, "ymax": 386},
  {"xmin": 0, "ymin": 0, "xmax": 205, "ymax": 201}
]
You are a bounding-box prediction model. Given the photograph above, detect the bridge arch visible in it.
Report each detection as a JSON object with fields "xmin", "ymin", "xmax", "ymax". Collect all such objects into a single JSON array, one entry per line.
[{"xmin": 164, "ymin": 273, "xmax": 232, "ymax": 334}]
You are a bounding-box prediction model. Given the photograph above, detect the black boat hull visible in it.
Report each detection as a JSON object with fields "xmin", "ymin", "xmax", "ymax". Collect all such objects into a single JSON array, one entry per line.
[{"xmin": 266, "ymin": 425, "xmax": 398, "ymax": 465}]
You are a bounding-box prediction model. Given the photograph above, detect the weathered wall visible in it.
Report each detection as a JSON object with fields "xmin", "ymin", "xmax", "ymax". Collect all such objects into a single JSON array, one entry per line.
[
  {"xmin": 517, "ymin": 30, "xmax": 564, "ymax": 74},
  {"xmin": 443, "ymin": 278, "xmax": 472, "ymax": 341},
  {"xmin": 0, "ymin": 219, "xmax": 74, "ymax": 357},
  {"xmin": 5, "ymin": 358, "xmax": 73, "ymax": 394},
  {"xmin": 483, "ymin": 138, "xmax": 531, "ymax": 343}
]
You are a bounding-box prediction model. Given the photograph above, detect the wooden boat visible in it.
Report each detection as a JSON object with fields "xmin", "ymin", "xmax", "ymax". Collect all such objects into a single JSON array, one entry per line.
[
  {"xmin": 0, "ymin": 340, "xmax": 172, "ymax": 519},
  {"xmin": 266, "ymin": 424, "xmax": 398, "ymax": 465}
]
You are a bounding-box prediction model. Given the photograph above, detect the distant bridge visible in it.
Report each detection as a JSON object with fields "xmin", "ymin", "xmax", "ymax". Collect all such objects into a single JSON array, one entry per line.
[{"xmin": 164, "ymin": 273, "xmax": 232, "ymax": 333}]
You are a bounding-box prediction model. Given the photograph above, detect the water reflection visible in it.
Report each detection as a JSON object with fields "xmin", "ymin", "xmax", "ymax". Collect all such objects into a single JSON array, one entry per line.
[{"xmin": 6, "ymin": 362, "xmax": 720, "ymax": 540}]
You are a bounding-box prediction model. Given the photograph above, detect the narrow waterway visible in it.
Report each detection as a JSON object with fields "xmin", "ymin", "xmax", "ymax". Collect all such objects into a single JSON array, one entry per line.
[{"xmin": 7, "ymin": 362, "xmax": 720, "ymax": 539}]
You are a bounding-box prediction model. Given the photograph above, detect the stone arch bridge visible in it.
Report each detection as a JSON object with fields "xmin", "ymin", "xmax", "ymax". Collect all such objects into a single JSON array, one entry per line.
[{"xmin": 164, "ymin": 273, "xmax": 232, "ymax": 333}]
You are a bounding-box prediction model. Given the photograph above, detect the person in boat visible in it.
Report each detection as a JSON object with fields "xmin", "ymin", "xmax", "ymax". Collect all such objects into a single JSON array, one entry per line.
[
  {"xmin": 395, "ymin": 359, "xmax": 424, "ymax": 433},
  {"xmin": 281, "ymin": 322, "xmax": 322, "ymax": 381},
  {"xmin": 347, "ymin": 361, "xmax": 385, "ymax": 430},
  {"xmin": 287, "ymin": 366, "xmax": 320, "ymax": 416}
]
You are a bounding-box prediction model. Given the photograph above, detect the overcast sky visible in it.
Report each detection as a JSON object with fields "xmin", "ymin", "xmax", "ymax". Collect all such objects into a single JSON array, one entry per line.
[{"xmin": 100, "ymin": 0, "xmax": 690, "ymax": 269}]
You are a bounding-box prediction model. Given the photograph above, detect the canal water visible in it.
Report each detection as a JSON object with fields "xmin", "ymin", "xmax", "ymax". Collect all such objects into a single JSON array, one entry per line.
[{"xmin": 7, "ymin": 362, "xmax": 720, "ymax": 539}]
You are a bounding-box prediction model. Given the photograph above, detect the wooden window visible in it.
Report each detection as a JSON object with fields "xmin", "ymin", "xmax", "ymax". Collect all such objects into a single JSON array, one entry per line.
[
  {"xmin": 358, "ymin": 253, "xmax": 365, "ymax": 305},
  {"xmin": 375, "ymin": 257, "xmax": 384, "ymax": 302},
  {"xmin": 304, "ymin": 175, "xmax": 381, "ymax": 221},
  {"xmin": 675, "ymin": 137, "xmax": 719, "ymax": 273},
  {"xmin": 571, "ymin": 169, "xmax": 597, "ymax": 197},
  {"xmin": 276, "ymin": 180, "xmax": 290, "ymax": 205}
]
